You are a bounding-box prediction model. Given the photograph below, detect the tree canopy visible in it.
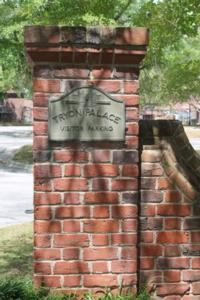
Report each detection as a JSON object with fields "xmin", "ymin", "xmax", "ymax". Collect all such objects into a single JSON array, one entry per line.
[{"xmin": 0, "ymin": 0, "xmax": 200, "ymax": 104}]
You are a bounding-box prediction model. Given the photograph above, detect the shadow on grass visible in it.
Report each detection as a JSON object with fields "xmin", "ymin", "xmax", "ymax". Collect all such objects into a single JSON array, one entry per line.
[{"xmin": 0, "ymin": 222, "xmax": 33, "ymax": 277}]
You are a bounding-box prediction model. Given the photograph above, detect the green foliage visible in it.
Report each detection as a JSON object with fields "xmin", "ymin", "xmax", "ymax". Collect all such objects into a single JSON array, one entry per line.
[
  {"xmin": 0, "ymin": 277, "xmax": 150, "ymax": 300},
  {"xmin": 12, "ymin": 144, "xmax": 33, "ymax": 164},
  {"xmin": 0, "ymin": 0, "xmax": 200, "ymax": 103}
]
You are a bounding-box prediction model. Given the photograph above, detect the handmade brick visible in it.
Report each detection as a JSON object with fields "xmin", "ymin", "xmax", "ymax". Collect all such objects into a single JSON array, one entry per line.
[
  {"xmin": 64, "ymin": 165, "xmax": 81, "ymax": 177},
  {"xmin": 157, "ymin": 232, "xmax": 189, "ymax": 244},
  {"xmin": 33, "ymin": 79, "xmax": 60, "ymax": 92},
  {"xmin": 64, "ymin": 193, "xmax": 80, "ymax": 204},
  {"xmin": 92, "ymin": 234, "xmax": 109, "ymax": 246},
  {"xmin": 83, "ymin": 274, "xmax": 118, "ymax": 287},
  {"xmin": 34, "ymin": 193, "xmax": 61, "ymax": 205},
  {"xmin": 84, "ymin": 220, "xmax": 119, "ymax": 233},
  {"xmin": 34, "ymin": 262, "xmax": 51, "ymax": 274},
  {"xmin": 157, "ymin": 204, "xmax": 191, "ymax": 217},
  {"xmin": 63, "ymin": 248, "xmax": 79, "ymax": 260},
  {"xmin": 84, "ymin": 164, "xmax": 119, "ymax": 177},
  {"xmin": 54, "ymin": 234, "xmax": 89, "ymax": 247},
  {"xmin": 35, "ymin": 207, "xmax": 52, "ymax": 220},
  {"xmin": 122, "ymin": 165, "xmax": 138, "ymax": 177},
  {"xmin": 53, "ymin": 150, "xmax": 88, "ymax": 162},
  {"xmin": 34, "ymin": 221, "xmax": 61, "ymax": 233},
  {"xmin": 112, "ymin": 179, "xmax": 138, "ymax": 191},
  {"xmin": 55, "ymin": 206, "xmax": 90, "ymax": 219},
  {"xmin": 63, "ymin": 220, "xmax": 81, "ymax": 232},
  {"xmin": 83, "ymin": 248, "xmax": 118, "ymax": 260},
  {"xmin": 84, "ymin": 192, "xmax": 118, "ymax": 204},
  {"xmin": 112, "ymin": 205, "xmax": 137, "ymax": 218},
  {"xmin": 92, "ymin": 262, "xmax": 109, "ymax": 273},
  {"xmin": 54, "ymin": 262, "xmax": 89, "ymax": 274},
  {"xmin": 93, "ymin": 206, "xmax": 109, "ymax": 218},
  {"xmin": 54, "ymin": 178, "xmax": 88, "ymax": 191},
  {"xmin": 34, "ymin": 249, "xmax": 61, "ymax": 260},
  {"xmin": 111, "ymin": 234, "xmax": 137, "ymax": 245},
  {"xmin": 63, "ymin": 276, "xmax": 81, "ymax": 287},
  {"xmin": 111, "ymin": 261, "xmax": 137, "ymax": 273}
]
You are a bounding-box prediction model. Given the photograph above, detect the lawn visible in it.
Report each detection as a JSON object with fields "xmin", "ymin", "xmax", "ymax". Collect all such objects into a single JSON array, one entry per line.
[{"xmin": 0, "ymin": 222, "xmax": 33, "ymax": 277}]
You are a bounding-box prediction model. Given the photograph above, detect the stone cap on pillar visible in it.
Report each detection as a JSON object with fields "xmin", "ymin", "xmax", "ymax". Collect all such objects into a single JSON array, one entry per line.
[{"xmin": 24, "ymin": 26, "xmax": 149, "ymax": 65}]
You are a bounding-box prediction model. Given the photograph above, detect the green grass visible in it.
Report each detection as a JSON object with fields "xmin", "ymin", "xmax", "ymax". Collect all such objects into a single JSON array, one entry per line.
[
  {"xmin": 12, "ymin": 145, "xmax": 33, "ymax": 164},
  {"xmin": 0, "ymin": 222, "xmax": 33, "ymax": 277}
]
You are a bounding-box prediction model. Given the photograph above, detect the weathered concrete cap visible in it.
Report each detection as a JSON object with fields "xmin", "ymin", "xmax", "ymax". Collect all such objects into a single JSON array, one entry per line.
[{"xmin": 24, "ymin": 26, "xmax": 149, "ymax": 48}]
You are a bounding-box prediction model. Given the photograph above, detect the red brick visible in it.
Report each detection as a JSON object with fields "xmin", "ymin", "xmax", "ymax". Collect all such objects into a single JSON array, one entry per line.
[
  {"xmin": 141, "ymin": 204, "xmax": 156, "ymax": 216},
  {"xmin": 34, "ymin": 179, "xmax": 52, "ymax": 192},
  {"xmin": 141, "ymin": 163, "xmax": 163, "ymax": 177},
  {"xmin": 142, "ymin": 150, "xmax": 161, "ymax": 162},
  {"xmin": 123, "ymin": 81, "xmax": 139, "ymax": 94},
  {"xmin": 84, "ymin": 220, "xmax": 119, "ymax": 233},
  {"xmin": 165, "ymin": 218, "xmax": 181, "ymax": 230},
  {"xmin": 34, "ymin": 262, "xmax": 51, "ymax": 274},
  {"xmin": 64, "ymin": 165, "xmax": 81, "ymax": 176},
  {"xmin": 34, "ymin": 164, "xmax": 61, "ymax": 178},
  {"xmin": 126, "ymin": 123, "xmax": 139, "ymax": 135},
  {"xmin": 34, "ymin": 249, "xmax": 60, "ymax": 260},
  {"xmin": 164, "ymin": 271, "xmax": 181, "ymax": 283},
  {"xmin": 164, "ymin": 191, "xmax": 182, "ymax": 202},
  {"xmin": 63, "ymin": 248, "xmax": 79, "ymax": 260},
  {"xmin": 157, "ymin": 232, "xmax": 189, "ymax": 244},
  {"xmin": 157, "ymin": 178, "xmax": 173, "ymax": 189},
  {"xmin": 140, "ymin": 258, "xmax": 154, "ymax": 270},
  {"xmin": 54, "ymin": 234, "xmax": 89, "ymax": 247},
  {"xmin": 183, "ymin": 296, "xmax": 200, "ymax": 300},
  {"xmin": 157, "ymin": 283, "xmax": 190, "ymax": 296},
  {"xmin": 121, "ymin": 247, "xmax": 137, "ymax": 260},
  {"xmin": 63, "ymin": 220, "xmax": 80, "ymax": 232},
  {"xmin": 192, "ymin": 232, "xmax": 200, "ymax": 242},
  {"xmin": 112, "ymin": 179, "xmax": 138, "ymax": 191},
  {"xmin": 33, "ymin": 136, "xmax": 48, "ymax": 150},
  {"xmin": 141, "ymin": 178, "xmax": 156, "ymax": 189},
  {"xmin": 55, "ymin": 206, "xmax": 90, "ymax": 218},
  {"xmin": 53, "ymin": 150, "xmax": 88, "ymax": 162},
  {"xmin": 112, "ymin": 205, "xmax": 137, "ymax": 218},
  {"xmin": 34, "ymin": 276, "xmax": 61, "ymax": 288},
  {"xmin": 125, "ymin": 136, "xmax": 139, "ymax": 148},
  {"xmin": 183, "ymin": 270, "xmax": 200, "ymax": 281},
  {"xmin": 34, "ymin": 121, "xmax": 48, "ymax": 135},
  {"xmin": 84, "ymin": 192, "xmax": 118, "ymax": 204},
  {"xmin": 54, "ymin": 262, "xmax": 89, "ymax": 274},
  {"xmin": 111, "ymin": 234, "xmax": 137, "ymax": 245},
  {"xmin": 141, "ymin": 245, "xmax": 163, "ymax": 256},
  {"xmin": 140, "ymin": 271, "xmax": 162, "ymax": 284},
  {"xmin": 140, "ymin": 232, "xmax": 153, "ymax": 243},
  {"xmin": 92, "ymin": 234, "xmax": 109, "ymax": 246},
  {"xmin": 91, "ymin": 69, "xmax": 112, "ymax": 79},
  {"xmin": 157, "ymin": 204, "xmax": 191, "ymax": 217},
  {"xmin": 122, "ymin": 219, "xmax": 137, "ymax": 232},
  {"xmin": 34, "ymin": 235, "xmax": 51, "ymax": 248},
  {"xmin": 92, "ymin": 179, "xmax": 110, "ymax": 191},
  {"xmin": 34, "ymin": 193, "xmax": 61, "ymax": 205},
  {"xmin": 192, "ymin": 258, "xmax": 200, "ymax": 269},
  {"xmin": 64, "ymin": 193, "xmax": 80, "ymax": 204},
  {"xmin": 92, "ymin": 262, "xmax": 108, "ymax": 273},
  {"xmin": 63, "ymin": 276, "xmax": 81, "ymax": 287},
  {"xmin": 192, "ymin": 282, "xmax": 200, "ymax": 294},
  {"xmin": 126, "ymin": 108, "xmax": 139, "ymax": 121},
  {"xmin": 121, "ymin": 274, "xmax": 137, "ymax": 286},
  {"xmin": 93, "ymin": 206, "xmax": 109, "ymax": 218},
  {"xmin": 84, "ymin": 274, "xmax": 118, "ymax": 287},
  {"xmin": 54, "ymin": 178, "xmax": 88, "ymax": 191},
  {"xmin": 35, "ymin": 207, "xmax": 51, "ymax": 220},
  {"xmin": 83, "ymin": 248, "xmax": 118, "ymax": 260},
  {"xmin": 115, "ymin": 95, "xmax": 139, "ymax": 106},
  {"xmin": 33, "ymin": 108, "xmax": 48, "ymax": 121},
  {"xmin": 91, "ymin": 150, "xmax": 110, "ymax": 162},
  {"xmin": 164, "ymin": 246, "xmax": 181, "ymax": 257},
  {"xmin": 111, "ymin": 261, "xmax": 137, "ymax": 273},
  {"xmin": 33, "ymin": 93, "xmax": 49, "ymax": 107},
  {"xmin": 54, "ymin": 68, "xmax": 89, "ymax": 78},
  {"xmin": 141, "ymin": 190, "xmax": 163, "ymax": 203},
  {"xmin": 122, "ymin": 165, "xmax": 138, "ymax": 177},
  {"xmin": 164, "ymin": 296, "xmax": 181, "ymax": 300},
  {"xmin": 87, "ymin": 80, "xmax": 121, "ymax": 93},
  {"xmin": 84, "ymin": 164, "xmax": 119, "ymax": 177},
  {"xmin": 34, "ymin": 221, "xmax": 61, "ymax": 233},
  {"xmin": 33, "ymin": 79, "xmax": 60, "ymax": 92},
  {"xmin": 157, "ymin": 258, "xmax": 189, "ymax": 269}
]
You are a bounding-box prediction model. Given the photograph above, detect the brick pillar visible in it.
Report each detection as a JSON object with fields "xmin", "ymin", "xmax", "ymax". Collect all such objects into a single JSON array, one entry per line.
[{"xmin": 24, "ymin": 26, "xmax": 149, "ymax": 294}]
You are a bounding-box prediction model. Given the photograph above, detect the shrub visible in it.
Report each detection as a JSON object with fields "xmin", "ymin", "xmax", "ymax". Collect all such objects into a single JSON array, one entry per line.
[{"xmin": 12, "ymin": 145, "xmax": 33, "ymax": 164}]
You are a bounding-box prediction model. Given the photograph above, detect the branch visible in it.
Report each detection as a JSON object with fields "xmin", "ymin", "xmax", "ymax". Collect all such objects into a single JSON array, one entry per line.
[{"xmin": 114, "ymin": 0, "xmax": 133, "ymax": 21}]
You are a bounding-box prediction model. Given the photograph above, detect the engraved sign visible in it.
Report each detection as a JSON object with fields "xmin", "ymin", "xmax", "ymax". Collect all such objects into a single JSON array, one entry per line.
[{"xmin": 49, "ymin": 86, "xmax": 125, "ymax": 141}]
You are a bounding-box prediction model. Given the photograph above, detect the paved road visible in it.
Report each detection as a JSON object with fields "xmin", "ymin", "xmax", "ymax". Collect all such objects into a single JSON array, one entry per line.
[
  {"xmin": 0, "ymin": 126, "xmax": 33, "ymax": 228},
  {"xmin": 0, "ymin": 171, "xmax": 33, "ymax": 227}
]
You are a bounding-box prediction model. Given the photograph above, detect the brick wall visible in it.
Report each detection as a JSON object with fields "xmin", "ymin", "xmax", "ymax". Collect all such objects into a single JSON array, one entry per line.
[
  {"xmin": 140, "ymin": 120, "xmax": 200, "ymax": 299},
  {"xmin": 25, "ymin": 26, "xmax": 148, "ymax": 294}
]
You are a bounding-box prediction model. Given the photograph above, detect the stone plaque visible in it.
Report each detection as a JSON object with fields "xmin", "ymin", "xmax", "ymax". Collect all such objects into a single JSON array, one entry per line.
[{"xmin": 49, "ymin": 86, "xmax": 125, "ymax": 141}]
